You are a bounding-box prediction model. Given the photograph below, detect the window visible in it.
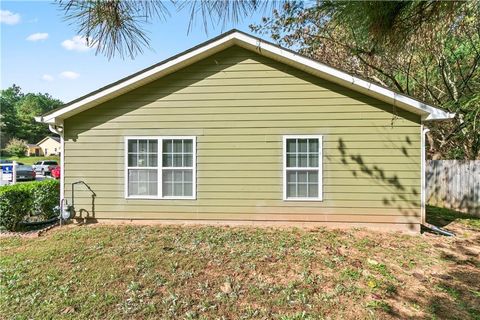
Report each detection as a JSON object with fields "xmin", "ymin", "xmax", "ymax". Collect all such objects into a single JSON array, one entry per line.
[
  {"xmin": 283, "ymin": 135, "xmax": 323, "ymax": 201},
  {"xmin": 45, "ymin": 148, "xmax": 48, "ymax": 155},
  {"xmin": 125, "ymin": 136, "xmax": 196, "ymax": 199}
]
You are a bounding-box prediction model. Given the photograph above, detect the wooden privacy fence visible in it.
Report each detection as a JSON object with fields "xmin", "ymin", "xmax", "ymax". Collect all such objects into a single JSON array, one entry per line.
[{"xmin": 426, "ymin": 160, "xmax": 480, "ymax": 216}]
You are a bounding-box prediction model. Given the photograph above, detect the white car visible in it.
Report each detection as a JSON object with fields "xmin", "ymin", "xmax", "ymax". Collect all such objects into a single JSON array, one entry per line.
[{"xmin": 32, "ymin": 160, "xmax": 59, "ymax": 175}]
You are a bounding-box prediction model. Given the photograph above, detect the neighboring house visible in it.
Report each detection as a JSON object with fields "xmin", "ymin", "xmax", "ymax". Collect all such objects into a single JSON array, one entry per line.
[
  {"xmin": 26, "ymin": 144, "xmax": 42, "ymax": 157},
  {"xmin": 37, "ymin": 136, "xmax": 61, "ymax": 156},
  {"xmin": 37, "ymin": 30, "xmax": 453, "ymax": 233}
]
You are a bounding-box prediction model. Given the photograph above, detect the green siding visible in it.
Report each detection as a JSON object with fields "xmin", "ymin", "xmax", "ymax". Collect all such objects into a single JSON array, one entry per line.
[{"xmin": 64, "ymin": 46, "xmax": 421, "ymax": 228}]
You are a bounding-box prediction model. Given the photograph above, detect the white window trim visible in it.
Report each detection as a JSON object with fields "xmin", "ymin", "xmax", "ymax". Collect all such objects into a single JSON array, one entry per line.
[
  {"xmin": 282, "ymin": 135, "xmax": 323, "ymax": 201},
  {"xmin": 124, "ymin": 136, "xmax": 197, "ymax": 200}
]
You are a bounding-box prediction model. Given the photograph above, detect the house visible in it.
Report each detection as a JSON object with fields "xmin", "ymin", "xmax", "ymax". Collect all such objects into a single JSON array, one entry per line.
[
  {"xmin": 26, "ymin": 144, "xmax": 42, "ymax": 157},
  {"xmin": 37, "ymin": 136, "xmax": 61, "ymax": 156},
  {"xmin": 36, "ymin": 30, "xmax": 453, "ymax": 233}
]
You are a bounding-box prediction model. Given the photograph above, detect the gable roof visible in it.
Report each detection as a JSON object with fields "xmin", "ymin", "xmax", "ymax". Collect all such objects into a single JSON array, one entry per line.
[
  {"xmin": 36, "ymin": 29, "xmax": 454, "ymax": 125},
  {"xmin": 37, "ymin": 136, "xmax": 60, "ymax": 145}
]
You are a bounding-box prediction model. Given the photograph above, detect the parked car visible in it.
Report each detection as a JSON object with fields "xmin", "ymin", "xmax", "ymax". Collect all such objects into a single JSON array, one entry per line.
[
  {"xmin": 50, "ymin": 166, "xmax": 61, "ymax": 179},
  {"xmin": 32, "ymin": 160, "xmax": 59, "ymax": 175},
  {"xmin": 16, "ymin": 165, "xmax": 36, "ymax": 181}
]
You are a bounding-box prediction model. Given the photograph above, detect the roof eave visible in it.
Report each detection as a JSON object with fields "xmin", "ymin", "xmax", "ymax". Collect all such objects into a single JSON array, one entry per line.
[{"xmin": 38, "ymin": 30, "xmax": 454, "ymax": 123}]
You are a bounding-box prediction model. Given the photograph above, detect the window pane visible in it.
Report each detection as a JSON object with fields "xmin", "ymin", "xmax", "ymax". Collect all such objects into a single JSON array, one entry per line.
[
  {"xmin": 128, "ymin": 154, "xmax": 137, "ymax": 167},
  {"xmin": 163, "ymin": 182, "xmax": 173, "ymax": 196},
  {"xmin": 309, "ymin": 139, "xmax": 319, "ymax": 153},
  {"xmin": 173, "ymin": 140, "xmax": 183, "ymax": 153},
  {"xmin": 162, "ymin": 169, "xmax": 193, "ymax": 197},
  {"xmin": 298, "ymin": 139, "xmax": 308, "ymax": 152},
  {"xmin": 148, "ymin": 154, "xmax": 158, "ymax": 167},
  {"xmin": 138, "ymin": 154, "xmax": 148, "ymax": 167},
  {"xmin": 287, "ymin": 171, "xmax": 297, "ymax": 184},
  {"xmin": 128, "ymin": 140, "xmax": 138, "ymax": 153},
  {"xmin": 298, "ymin": 154, "xmax": 308, "ymax": 167},
  {"xmin": 139, "ymin": 140, "xmax": 148, "ymax": 153},
  {"xmin": 174, "ymin": 170, "xmax": 183, "ymax": 181},
  {"xmin": 163, "ymin": 170, "xmax": 173, "ymax": 182},
  {"xmin": 163, "ymin": 154, "xmax": 172, "ymax": 167},
  {"xmin": 308, "ymin": 171, "xmax": 318, "ymax": 183},
  {"xmin": 174, "ymin": 183, "xmax": 182, "ymax": 196},
  {"xmin": 297, "ymin": 171, "xmax": 308, "ymax": 183},
  {"xmin": 128, "ymin": 169, "xmax": 157, "ymax": 196},
  {"xmin": 286, "ymin": 153, "xmax": 296, "ymax": 167},
  {"xmin": 163, "ymin": 140, "xmax": 173, "ymax": 153},
  {"xmin": 173, "ymin": 154, "xmax": 182, "ymax": 167},
  {"xmin": 308, "ymin": 154, "xmax": 318, "ymax": 167},
  {"xmin": 184, "ymin": 170, "xmax": 193, "ymax": 182},
  {"xmin": 298, "ymin": 183, "xmax": 308, "ymax": 197},
  {"xmin": 286, "ymin": 139, "xmax": 296, "ymax": 153},
  {"xmin": 149, "ymin": 182, "xmax": 158, "ymax": 195},
  {"xmin": 308, "ymin": 183, "xmax": 318, "ymax": 197},
  {"xmin": 149, "ymin": 140, "xmax": 158, "ymax": 152},
  {"xmin": 184, "ymin": 154, "xmax": 193, "ymax": 167},
  {"xmin": 183, "ymin": 182, "xmax": 193, "ymax": 196},
  {"xmin": 183, "ymin": 140, "xmax": 193, "ymax": 153}
]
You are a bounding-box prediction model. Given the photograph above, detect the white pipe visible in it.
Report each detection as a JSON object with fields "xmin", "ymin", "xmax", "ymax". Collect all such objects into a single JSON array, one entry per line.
[
  {"xmin": 47, "ymin": 123, "xmax": 65, "ymax": 210},
  {"xmin": 12, "ymin": 161, "xmax": 17, "ymax": 184},
  {"xmin": 421, "ymin": 125, "xmax": 431, "ymax": 224}
]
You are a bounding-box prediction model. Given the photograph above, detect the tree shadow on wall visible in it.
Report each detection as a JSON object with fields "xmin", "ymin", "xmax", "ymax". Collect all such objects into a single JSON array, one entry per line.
[{"xmin": 336, "ymin": 137, "xmax": 420, "ymax": 231}]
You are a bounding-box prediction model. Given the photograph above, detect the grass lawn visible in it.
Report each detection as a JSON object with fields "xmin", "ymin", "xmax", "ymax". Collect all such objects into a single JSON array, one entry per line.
[
  {"xmin": 1, "ymin": 207, "xmax": 479, "ymax": 319},
  {"xmin": 3, "ymin": 155, "xmax": 60, "ymax": 165}
]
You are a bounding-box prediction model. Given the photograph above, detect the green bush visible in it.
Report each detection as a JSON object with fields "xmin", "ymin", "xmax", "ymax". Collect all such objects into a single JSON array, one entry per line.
[
  {"xmin": 0, "ymin": 179, "xmax": 60, "ymax": 231},
  {"xmin": 0, "ymin": 184, "xmax": 33, "ymax": 231},
  {"xmin": 32, "ymin": 179, "xmax": 60, "ymax": 219}
]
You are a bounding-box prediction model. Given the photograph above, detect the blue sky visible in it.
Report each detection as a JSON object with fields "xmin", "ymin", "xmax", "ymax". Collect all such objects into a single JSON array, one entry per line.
[{"xmin": 1, "ymin": 1, "xmax": 268, "ymax": 102}]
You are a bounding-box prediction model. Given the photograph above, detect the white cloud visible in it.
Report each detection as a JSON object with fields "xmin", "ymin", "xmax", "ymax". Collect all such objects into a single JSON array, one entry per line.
[
  {"xmin": 59, "ymin": 71, "xmax": 80, "ymax": 80},
  {"xmin": 61, "ymin": 35, "xmax": 95, "ymax": 52},
  {"xmin": 0, "ymin": 10, "xmax": 21, "ymax": 25},
  {"xmin": 42, "ymin": 74, "xmax": 54, "ymax": 81},
  {"xmin": 26, "ymin": 32, "xmax": 49, "ymax": 41}
]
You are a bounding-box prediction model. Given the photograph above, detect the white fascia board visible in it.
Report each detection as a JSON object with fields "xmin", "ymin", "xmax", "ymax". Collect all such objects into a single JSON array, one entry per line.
[
  {"xmin": 41, "ymin": 31, "xmax": 454, "ymax": 124},
  {"xmin": 231, "ymin": 33, "xmax": 454, "ymax": 121}
]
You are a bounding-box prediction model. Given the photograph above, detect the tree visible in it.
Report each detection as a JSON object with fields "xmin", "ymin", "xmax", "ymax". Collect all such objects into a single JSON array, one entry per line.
[
  {"xmin": 251, "ymin": 1, "xmax": 480, "ymax": 159},
  {"xmin": 0, "ymin": 86, "xmax": 63, "ymax": 147},
  {"xmin": 0, "ymin": 85, "xmax": 23, "ymax": 148},
  {"xmin": 4, "ymin": 138, "xmax": 28, "ymax": 157},
  {"xmin": 57, "ymin": 0, "xmax": 273, "ymax": 59}
]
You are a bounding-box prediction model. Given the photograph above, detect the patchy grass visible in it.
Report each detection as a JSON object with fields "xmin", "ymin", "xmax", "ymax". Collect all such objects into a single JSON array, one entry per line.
[
  {"xmin": 4, "ymin": 155, "xmax": 59, "ymax": 165},
  {"xmin": 1, "ymin": 208, "xmax": 479, "ymax": 319}
]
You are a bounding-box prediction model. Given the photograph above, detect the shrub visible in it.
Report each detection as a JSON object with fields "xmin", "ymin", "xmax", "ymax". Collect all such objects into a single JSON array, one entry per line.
[
  {"xmin": 0, "ymin": 179, "xmax": 60, "ymax": 231},
  {"xmin": 4, "ymin": 138, "xmax": 28, "ymax": 157},
  {"xmin": 32, "ymin": 179, "xmax": 60, "ymax": 219},
  {"xmin": 0, "ymin": 184, "xmax": 32, "ymax": 231}
]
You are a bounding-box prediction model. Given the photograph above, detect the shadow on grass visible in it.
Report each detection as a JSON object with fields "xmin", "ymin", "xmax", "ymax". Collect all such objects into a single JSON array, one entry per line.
[{"xmin": 427, "ymin": 205, "xmax": 480, "ymax": 230}]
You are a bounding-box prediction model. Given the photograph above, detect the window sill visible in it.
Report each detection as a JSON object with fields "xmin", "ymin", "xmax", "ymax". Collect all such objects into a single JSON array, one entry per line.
[
  {"xmin": 283, "ymin": 197, "xmax": 323, "ymax": 202},
  {"xmin": 125, "ymin": 196, "xmax": 197, "ymax": 200}
]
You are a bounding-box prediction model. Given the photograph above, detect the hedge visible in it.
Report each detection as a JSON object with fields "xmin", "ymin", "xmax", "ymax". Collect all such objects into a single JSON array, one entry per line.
[{"xmin": 0, "ymin": 179, "xmax": 60, "ymax": 231}]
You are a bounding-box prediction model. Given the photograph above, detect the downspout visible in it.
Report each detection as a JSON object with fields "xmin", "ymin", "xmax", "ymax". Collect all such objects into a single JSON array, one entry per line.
[
  {"xmin": 47, "ymin": 122, "xmax": 65, "ymax": 215},
  {"xmin": 420, "ymin": 122, "xmax": 455, "ymax": 237},
  {"xmin": 420, "ymin": 123, "xmax": 430, "ymax": 225}
]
